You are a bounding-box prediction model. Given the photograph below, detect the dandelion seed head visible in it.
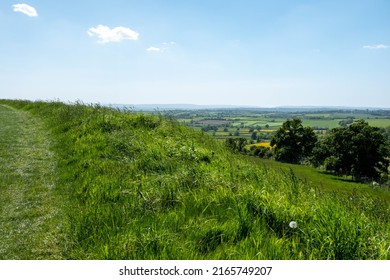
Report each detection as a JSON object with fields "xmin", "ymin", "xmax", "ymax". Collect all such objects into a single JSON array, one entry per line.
[{"xmin": 289, "ymin": 221, "xmax": 298, "ymax": 229}]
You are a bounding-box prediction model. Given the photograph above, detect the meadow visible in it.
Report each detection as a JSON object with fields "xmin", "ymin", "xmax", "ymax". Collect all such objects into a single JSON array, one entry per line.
[{"xmin": 1, "ymin": 100, "xmax": 390, "ymax": 260}]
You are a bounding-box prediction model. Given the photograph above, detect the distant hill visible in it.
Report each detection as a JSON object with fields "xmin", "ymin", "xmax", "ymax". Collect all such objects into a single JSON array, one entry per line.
[
  {"xmin": 109, "ymin": 103, "xmax": 390, "ymax": 112},
  {"xmin": 108, "ymin": 103, "xmax": 258, "ymax": 111}
]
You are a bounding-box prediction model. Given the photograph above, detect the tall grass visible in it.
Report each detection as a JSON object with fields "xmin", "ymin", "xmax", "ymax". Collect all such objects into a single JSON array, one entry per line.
[{"xmin": 1, "ymin": 99, "xmax": 390, "ymax": 259}]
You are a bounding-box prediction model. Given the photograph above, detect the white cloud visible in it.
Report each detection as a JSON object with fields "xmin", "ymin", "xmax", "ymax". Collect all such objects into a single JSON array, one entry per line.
[
  {"xmin": 147, "ymin": 41, "xmax": 177, "ymax": 52},
  {"xmin": 146, "ymin": 46, "xmax": 161, "ymax": 52},
  {"xmin": 87, "ymin": 25, "xmax": 139, "ymax": 44},
  {"xmin": 363, "ymin": 44, "xmax": 389, "ymax": 49},
  {"xmin": 13, "ymin": 3, "xmax": 38, "ymax": 17}
]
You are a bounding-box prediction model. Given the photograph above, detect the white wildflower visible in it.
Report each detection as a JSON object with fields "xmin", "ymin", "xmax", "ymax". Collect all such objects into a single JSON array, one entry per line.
[{"xmin": 289, "ymin": 221, "xmax": 298, "ymax": 229}]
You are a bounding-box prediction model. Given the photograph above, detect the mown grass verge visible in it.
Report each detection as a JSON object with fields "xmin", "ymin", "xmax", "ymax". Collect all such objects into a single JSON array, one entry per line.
[
  {"xmin": 1, "ymin": 99, "xmax": 390, "ymax": 260},
  {"xmin": 0, "ymin": 104, "xmax": 67, "ymax": 259}
]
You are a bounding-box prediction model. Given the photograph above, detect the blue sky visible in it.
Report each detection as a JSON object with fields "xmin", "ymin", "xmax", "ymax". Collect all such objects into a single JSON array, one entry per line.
[{"xmin": 1, "ymin": 0, "xmax": 390, "ymax": 107}]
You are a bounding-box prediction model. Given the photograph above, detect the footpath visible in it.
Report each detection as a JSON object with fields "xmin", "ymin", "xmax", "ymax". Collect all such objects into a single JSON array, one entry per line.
[{"xmin": 0, "ymin": 104, "xmax": 65, "ymax": 259}]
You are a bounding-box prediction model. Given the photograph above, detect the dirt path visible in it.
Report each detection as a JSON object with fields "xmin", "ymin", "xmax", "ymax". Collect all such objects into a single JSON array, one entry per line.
[{"xmin": 0, "ymin": 104, "xmax": 66, "ymax": 259}]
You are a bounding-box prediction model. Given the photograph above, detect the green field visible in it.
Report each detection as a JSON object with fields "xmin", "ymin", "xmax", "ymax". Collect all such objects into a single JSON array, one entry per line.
[
  {"xmin": 172, "ymin": 109, "xmax": 390, "ymax": 142},
  {"xmin": 1, "ymin": 100, "xmax": 390, "ymax": 260}
]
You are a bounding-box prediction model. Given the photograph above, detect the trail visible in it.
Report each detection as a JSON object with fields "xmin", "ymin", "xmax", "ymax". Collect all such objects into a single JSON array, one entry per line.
[{"xmin": 0, "ymin": 104, "xmax": 65, "ymax": 259}]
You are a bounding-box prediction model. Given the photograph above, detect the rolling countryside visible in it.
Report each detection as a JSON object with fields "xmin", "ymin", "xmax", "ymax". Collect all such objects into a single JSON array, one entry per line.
[{"xmin": 1, "ymin": 100, "xmax": 390, "ymax": 260}]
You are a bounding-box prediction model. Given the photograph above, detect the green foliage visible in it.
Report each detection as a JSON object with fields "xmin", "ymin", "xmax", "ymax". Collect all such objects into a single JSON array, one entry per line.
[
  {"xmin": 270, "ymin": 118, "xmax": 317, "ymax": 164},
  {"xmin": 251, "ymin": 131, "xmax": 258, "ymax": 140},
  {"xmin": 338, "ymin": 118, "xmax": 354, "ymax": 127},
  {"xmin": 312, "ymin": 120, "xmax": 389, "ymax": 181},
  {"xmin": 225, "ymin": 137, "xmax": 247, "ymax": 153},
  {"xmin": 381, "ymin": 126, "xmax": 390, "ymax": 142},
  {"xmin": 250, "ymin": 146, "xmax": 273, "ymax": 159},
  {"xmin": 1, "ymin": 100, "xmax": 390, "ymax": 260}
]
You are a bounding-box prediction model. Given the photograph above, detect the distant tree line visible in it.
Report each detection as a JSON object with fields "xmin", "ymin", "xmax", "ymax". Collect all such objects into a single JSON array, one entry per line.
[
  {"xmin": 338, "ymin": 118, "xmax": 354, "ymax": 127},
  {"xmin": 201, "ymin": 125, "xmax": 219, "ymax": 132}
]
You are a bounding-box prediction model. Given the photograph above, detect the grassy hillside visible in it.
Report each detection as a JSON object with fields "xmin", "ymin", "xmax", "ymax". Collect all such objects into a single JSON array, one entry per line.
[{"xmin": 1, "ymin": 100, "xmax": 390, "ymax": 260}]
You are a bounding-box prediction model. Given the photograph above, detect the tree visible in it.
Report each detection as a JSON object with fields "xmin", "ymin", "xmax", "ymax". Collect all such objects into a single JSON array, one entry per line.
[
  {"xmin": 225, "ymin": 138, "xmax": 248, "ymax": 153},
  {"xmin": 338, "ymin": 118, "xmax": 353, "ymax": 127},
  {"xmin": 251, "ymin": 131, "xmax": 258, "ymax": 140},
  {"xmin": 380, "ymin": 126, "xmax": 390, "ymax": 142},
  {"xmin": 270, "ymin": 118, "xmax": 317, "ymax": 164},
  {"xmin": 311, "ymin": 120, "xmax": 389, "ymax": 181},
  {"xmin": 252, "ymin": 146, "xmax": 273, "ymax": 159}
]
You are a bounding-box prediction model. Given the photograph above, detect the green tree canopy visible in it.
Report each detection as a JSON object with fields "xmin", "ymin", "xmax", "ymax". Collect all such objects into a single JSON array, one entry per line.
[
  {"xmin": 225, "ymin": 137, "xmax": 247, "ymax": 153},
  {"xmin": 380, "ymin": 126, "xmax": 390, "ymax": 142},
  {"xmin": 311, "ymin": 120, "xmax": 389, "ymax": 181},
  {"xmin": 270, "ymin": 118, "xmax": 317, "ymax": 164}
]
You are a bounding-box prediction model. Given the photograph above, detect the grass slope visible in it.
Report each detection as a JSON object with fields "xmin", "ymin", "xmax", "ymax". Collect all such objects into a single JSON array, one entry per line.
[
  {"xmin": 0, "ymin": 105, "xmax": 66, "ymax": 259},
  {"xmin": 1, "ymin": 100, "xmax": 390, "ymax": 260},
  {"xmin": 252, "ymin": 158, "xmax": 390, "ymax": 201}
]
